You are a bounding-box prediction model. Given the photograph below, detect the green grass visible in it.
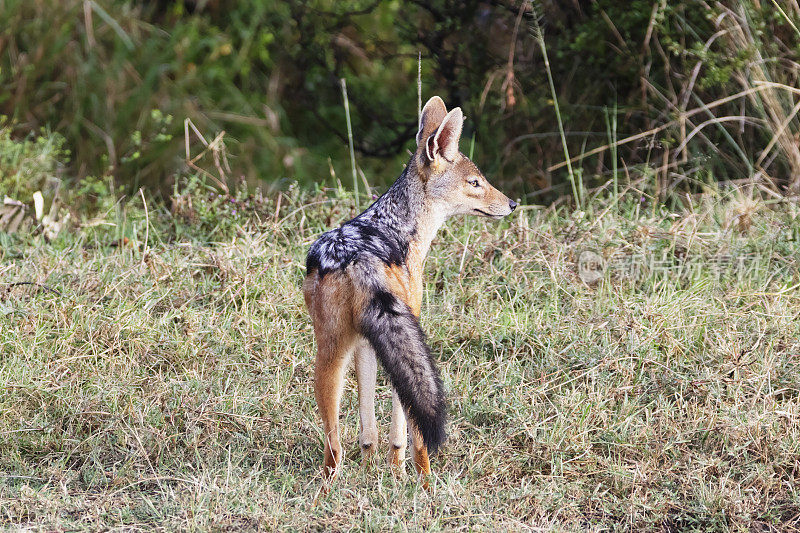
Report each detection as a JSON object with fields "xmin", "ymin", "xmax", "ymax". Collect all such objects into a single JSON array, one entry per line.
[{"xmin": 1, "ymin": 183, "xmax": 799, "ymax": 530}]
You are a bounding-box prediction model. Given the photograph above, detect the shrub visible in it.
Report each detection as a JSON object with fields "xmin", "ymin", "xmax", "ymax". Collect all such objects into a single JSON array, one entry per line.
[{"xmin": 0, "ymin": 124, "xmax": 67, "ymax": 202}]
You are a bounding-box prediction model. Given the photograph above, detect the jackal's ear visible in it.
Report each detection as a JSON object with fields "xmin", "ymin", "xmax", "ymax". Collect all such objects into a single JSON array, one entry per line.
[
  {"xmin": 429, "ymin": 107, "xmax": 463, "ymax": 162},
  {"xmin": 416, "ymin": 96, "xmax": 447, "ymax": 147}
]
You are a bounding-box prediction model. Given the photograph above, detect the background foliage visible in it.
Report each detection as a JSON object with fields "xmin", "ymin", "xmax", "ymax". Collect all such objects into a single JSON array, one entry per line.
[
  {"xmin": 2, "ymin": 0, "xmax": 800, "ymax": 204},
  {"xmin": 2, "ymin": 2, "xmax": 800, "ymax": 530}
]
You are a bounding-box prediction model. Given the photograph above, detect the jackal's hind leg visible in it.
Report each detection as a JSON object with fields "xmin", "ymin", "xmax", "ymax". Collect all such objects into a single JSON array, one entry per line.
[
  {"xmin": 410, "ymin": 421, "xmax": 432, "ymax": 486},
  {"xmin": 387, "ymin": 388, "xmax": 408, "ymax": 469},
  {"xmin": 314, "ymin": 345, "xmax": 351, "ymax": 480},
  {"xmin": 354, "ymin": 339, "xmax": 378, "ymax": 459}
]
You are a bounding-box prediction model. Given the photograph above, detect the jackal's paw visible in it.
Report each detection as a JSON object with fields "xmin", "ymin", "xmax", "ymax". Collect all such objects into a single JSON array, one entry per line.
[
  {"xmin": 387, "ymin": 444, "xmax": 406, "ymax": 472},
  {"xmin": 360, "ymin": 444, "xmax": 379, "ymax": 469},
  {"xmin": 323, "ymin": 449, "xmax": 343, "ymax": 481},
  {"xmin": 359, "ymin": 429, "xmax": 379, "ymax": 460},
  {"xmin": 360, "ymin": 442, "xmax": 378, "ymax": 463},
  {"xmin": 417, "ymin": 473, "xmax": 431, "ymax": 490},
  {"xmin": 322, "ymin": 464, "xmax": 340, "ymax": 484}
]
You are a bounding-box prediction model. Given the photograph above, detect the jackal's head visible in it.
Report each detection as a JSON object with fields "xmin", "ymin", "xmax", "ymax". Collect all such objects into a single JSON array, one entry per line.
[{"xmin": 414, "ymin": 96, "xmax": 517, "ymax": 219}]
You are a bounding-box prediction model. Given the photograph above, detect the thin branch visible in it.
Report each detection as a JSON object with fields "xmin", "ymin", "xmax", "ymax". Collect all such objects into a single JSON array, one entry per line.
[{"xmin": 4, "ymin": 282, "xmax": 63, "ymax": 297}]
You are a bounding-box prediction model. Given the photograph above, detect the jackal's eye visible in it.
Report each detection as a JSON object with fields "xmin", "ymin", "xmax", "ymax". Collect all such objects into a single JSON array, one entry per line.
[{"xmin": 467, "ymin": 178, "xmax": 480, "ymax": 188}]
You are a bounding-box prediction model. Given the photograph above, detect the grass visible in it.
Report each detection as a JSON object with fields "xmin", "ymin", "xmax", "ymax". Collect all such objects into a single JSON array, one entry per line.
[{"xmin": 1, "ymin": 180, "xmax": 799, "ymax": 531}]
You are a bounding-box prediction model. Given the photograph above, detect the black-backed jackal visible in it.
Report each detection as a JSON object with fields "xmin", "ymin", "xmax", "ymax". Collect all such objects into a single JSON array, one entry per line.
[{"xmin": 304, "ymin": 96, "xmax": 516, "ymax": 483}]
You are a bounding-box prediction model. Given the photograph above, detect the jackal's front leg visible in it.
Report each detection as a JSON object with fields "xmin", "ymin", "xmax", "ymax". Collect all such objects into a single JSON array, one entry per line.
[
  {"xmin": 387, "ymin": 388, "xmax": 408, "ymax": 468},
  {"xmin": 354, "ymin": 340, "xmax": 378, "ymax": 459}
]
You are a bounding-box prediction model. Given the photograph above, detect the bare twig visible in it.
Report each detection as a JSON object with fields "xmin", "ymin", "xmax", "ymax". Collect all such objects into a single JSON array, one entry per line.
[
  {"xmin": 139, "ymin": 188, "xmax": 149, "ymax": 260},
  {"xmin": 4, "ymin": 282, "xmax": 63, "ymax": 297}
]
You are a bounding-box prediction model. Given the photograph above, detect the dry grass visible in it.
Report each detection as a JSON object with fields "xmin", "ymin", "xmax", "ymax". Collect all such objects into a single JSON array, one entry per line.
[{"xmin": 1, "ymin": 182, "xmax": 799, "ymax": 531}]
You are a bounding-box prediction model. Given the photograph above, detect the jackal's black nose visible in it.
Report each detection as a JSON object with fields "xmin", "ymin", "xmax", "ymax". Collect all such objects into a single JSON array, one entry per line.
[{"xmin": 508, "ymin": 199, "xmax": 518, "ymax": 211}]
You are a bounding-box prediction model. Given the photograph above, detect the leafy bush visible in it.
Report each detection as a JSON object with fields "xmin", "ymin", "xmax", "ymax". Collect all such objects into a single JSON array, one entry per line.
[
  {"xmin": 0, "ymin": 124, "xmax": 67, "ymax": 201},
  {"xmin": 2, "ymin": 1, "xmax": 800, "ymax": 202}
]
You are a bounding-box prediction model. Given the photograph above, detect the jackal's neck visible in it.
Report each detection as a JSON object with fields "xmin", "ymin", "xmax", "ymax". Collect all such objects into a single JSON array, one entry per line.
[{"xmin": 359, "ymin": 163, "xmax": 445, "ymax": 267}]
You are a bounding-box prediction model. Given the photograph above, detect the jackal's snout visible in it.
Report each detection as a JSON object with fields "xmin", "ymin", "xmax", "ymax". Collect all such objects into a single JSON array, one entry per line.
[
  {"xmin": 499, "ymin": 193, "xmax": 518, "ymax": 216},
  {"xmin": 473, "ymin": 179, "xmax": 516, "ymax": 219}
]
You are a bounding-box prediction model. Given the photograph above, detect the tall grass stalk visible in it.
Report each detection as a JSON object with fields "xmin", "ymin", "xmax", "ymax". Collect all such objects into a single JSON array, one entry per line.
[
  {"xmin": 769, "ymin": 0, "xmax": 800, "ymax": 38},
  {"xmin": 532, "ymin": 13, "xmax": 580, "ymax": 210},
  {"xmin": 603, "ymin": 103, "xmax": 619, "ymax": 201},
  {"xmin": 469, "ymin": 133, "xmax": 476, "ymax": 160},
  {"xmin": 340, "ymin": 78, "xmax": 359, "ymax": 210},
  {"xmin": 418, "ymin": 51, "xmax": 422, "ymax": 120}
]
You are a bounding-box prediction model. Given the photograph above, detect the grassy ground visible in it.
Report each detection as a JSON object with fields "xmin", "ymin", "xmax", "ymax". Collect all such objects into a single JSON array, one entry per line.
[{"xmin": 1, "ymin": 182, "xmax": 799, "ymax": 531}]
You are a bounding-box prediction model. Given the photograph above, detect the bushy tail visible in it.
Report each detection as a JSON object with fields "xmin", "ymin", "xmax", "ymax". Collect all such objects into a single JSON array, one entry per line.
[{"xmin": 358, "ymin": 288, "xmax": 447, "ymax": 453}]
